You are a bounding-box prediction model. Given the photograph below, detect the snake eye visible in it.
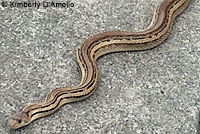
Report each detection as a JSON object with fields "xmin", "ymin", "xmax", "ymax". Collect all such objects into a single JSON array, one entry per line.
[
  {"xmin": 18, "ymin": 120, "xmax": 22, "ymax": 124},
  {"xmin": 16, "ymin": 119, "xmax": 22, "ymax": 124}
]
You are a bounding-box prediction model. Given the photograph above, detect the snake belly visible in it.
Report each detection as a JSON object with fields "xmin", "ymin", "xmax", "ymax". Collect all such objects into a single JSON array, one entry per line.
[{"xmin": 8, "ymin": 0, "xmax": 189, "ymax": 129}]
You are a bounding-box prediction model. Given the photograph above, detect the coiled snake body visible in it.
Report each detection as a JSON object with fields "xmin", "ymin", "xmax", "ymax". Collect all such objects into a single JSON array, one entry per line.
[{"xmin": 8, "ymin": 0, "xmax": 190, "ymax": 129}]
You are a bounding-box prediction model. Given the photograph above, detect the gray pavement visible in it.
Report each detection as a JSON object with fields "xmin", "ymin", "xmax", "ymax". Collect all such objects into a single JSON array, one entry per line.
[{"xmin": 0, "ymin": 0, "xmax": 200, "ymax": 133}]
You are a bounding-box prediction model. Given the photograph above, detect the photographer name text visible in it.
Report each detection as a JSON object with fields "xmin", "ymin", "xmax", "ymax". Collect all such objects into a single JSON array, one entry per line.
[{"xmin": 1, "ymin": 1, "xmax": 74, "ymax": 9}]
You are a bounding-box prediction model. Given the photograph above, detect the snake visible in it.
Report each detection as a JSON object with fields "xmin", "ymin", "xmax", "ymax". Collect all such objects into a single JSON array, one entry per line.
[{"xmin": 8, "ymin": 0, "xmax": 190, "ymax": 129}]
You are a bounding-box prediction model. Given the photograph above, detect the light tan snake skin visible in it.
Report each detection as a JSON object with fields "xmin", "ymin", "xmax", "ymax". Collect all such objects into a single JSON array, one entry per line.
[{"xmin": 8, "ymin": 0, "xmax": 190, "ymax": 129}]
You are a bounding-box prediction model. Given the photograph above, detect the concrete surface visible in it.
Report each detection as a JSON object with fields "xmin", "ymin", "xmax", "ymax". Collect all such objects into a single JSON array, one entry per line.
[{"xmin": 0, "ymin": 0, "xmax": 200, "ymax": 133}]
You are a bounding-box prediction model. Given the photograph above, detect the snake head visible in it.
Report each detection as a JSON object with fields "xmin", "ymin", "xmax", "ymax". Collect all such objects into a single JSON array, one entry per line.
[{"xmin": 8, "ymin": 111, "xmax": 31, "ymax": 129}]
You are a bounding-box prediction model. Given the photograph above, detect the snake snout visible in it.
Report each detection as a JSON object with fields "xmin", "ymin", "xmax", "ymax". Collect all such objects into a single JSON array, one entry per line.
[
  {"xmin": 8, "ymin": 118, "xmax": 22, "ymax": 129},
  {"xmin": 8, "ymin": 111, "xmax": 30, "ymax": 129}
]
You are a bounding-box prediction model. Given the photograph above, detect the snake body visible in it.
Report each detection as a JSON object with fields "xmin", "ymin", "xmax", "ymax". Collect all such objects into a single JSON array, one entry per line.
[{"xmin": 8, "ymin": 0, "xmax": 189, "ymax": 129}]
